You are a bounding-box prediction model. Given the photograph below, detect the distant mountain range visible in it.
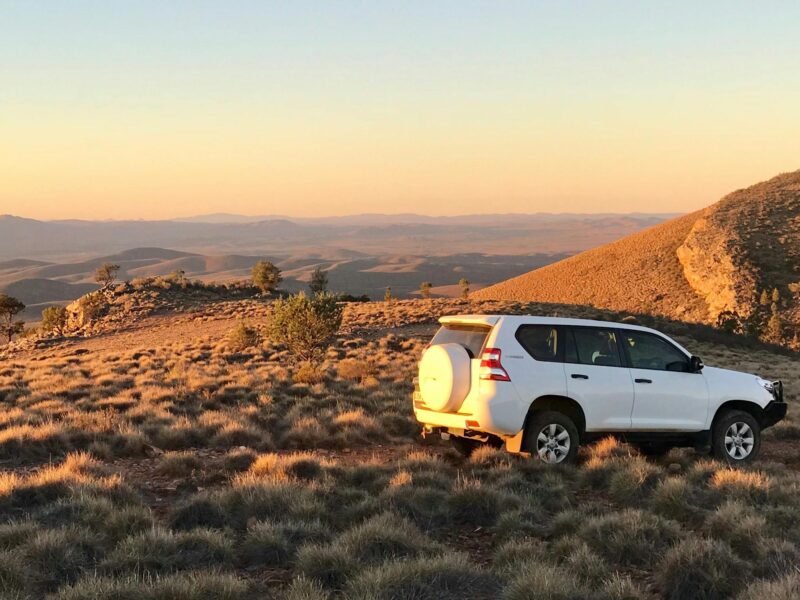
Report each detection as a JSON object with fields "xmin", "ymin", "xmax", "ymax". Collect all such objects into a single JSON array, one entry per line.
[
  {"xmin": 0, "ymin": 213, "xmax": 675, "ymax": 263},
  {"xmin": 0, "ymin": 211, "xmax": 678, "ymax": 321}
]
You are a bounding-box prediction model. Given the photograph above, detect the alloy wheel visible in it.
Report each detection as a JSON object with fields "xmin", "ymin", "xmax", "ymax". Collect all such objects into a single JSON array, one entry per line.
[
  {"xmin": 724, "ymin": 422, "xmax": 755, "ymax": 460},
  {"xmin": 535, "ymin": 423, "xmax": 571, "ymax": 464}
]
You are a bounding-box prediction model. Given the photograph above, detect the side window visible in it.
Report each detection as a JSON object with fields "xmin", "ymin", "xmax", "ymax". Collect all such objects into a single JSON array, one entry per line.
[
  {"xmin": 622, "ymin": 330, "xmax": 689, "ymax": 372},
  {"xmin": 516, "ymin": 325, "xmax": 561, "ymax": 362},
  {"xmin": 569, "ymin": 327, "xmax": 622, "ymax": 367}
]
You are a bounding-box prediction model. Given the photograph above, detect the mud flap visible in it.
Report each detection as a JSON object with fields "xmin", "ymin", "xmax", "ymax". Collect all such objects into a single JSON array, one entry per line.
[{"xmin": 504, "ymin": 429, "xmax": 527, "ymax": 455}]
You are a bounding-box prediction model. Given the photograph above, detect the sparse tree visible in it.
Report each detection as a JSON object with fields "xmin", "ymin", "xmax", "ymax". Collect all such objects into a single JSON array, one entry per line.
[
  {"xmin": 772, "ymin": 287, "xmax": 781, "ymax": 304},
  {"xmin": 459, "ymin": 278, "xmax": 470, "ymax": 299},
  {"xmin": 309, "ymin": 267, "xmax": 329, "ymax": 295},
  {"xmin": 269, "ymin": 292, "xmax": 343, "ymax": 362},
  {"xmin": 384, "ymin": 287, "xmax": 393, "ymax": 302},
  {"xmin": 767, "ymin": 312, "xmax": 783, "ymax": 343},
  {"xmin": 41, "ymin": 306, "xmax": 68, "ymax": 336},
  {"xmin": 420, "ymin": 281, "xmax": 432, "ymax": 299},
  {"xmin": 252, "ymin": 260, "xmax": 282, "ymax": 294},
  {"xmin": 169, "ymin": 269, "xmax": 187, "ymax": 285},
  {"xmin": 759, "ymin": 289, "xmax": 770, "ymax": 306},
  {"xmin": 715, "ymin": 310, "xmax": 744, "ymax": 335},
  {"xmin": 0, "ymin": 294, "xmax": 25, "ymax": 344},
  {"xmin": 95, "ymin": 263, "xmax": 120, "ymax": 288}
]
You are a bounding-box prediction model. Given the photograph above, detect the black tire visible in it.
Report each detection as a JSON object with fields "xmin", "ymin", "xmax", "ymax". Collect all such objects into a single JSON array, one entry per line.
[
  {"xmin": 711, "ymin": 409, "xmax": 761, "ymax": 465},
  {"xmin": 523, "ymin": 410, "xmax": 579, "ymax": 465},
  {"xmin": 451, "ymin": 436, "xmax": 482, "ymax": 458}
]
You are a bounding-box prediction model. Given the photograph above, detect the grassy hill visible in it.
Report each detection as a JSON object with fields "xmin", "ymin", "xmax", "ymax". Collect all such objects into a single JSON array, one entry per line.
[
  {"xmin": 475, "ymin": 170, "xmax": 800, "ymax": 345},
  {"xmin": 0, "ymin": 295, "xmax": 798, "ymax": 598}
]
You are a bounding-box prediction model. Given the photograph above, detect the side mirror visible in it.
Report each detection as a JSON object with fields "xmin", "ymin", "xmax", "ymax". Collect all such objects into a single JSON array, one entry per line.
[{"xmin": 690, "ymin": 356, "xmax": 704, "ymax": 373}]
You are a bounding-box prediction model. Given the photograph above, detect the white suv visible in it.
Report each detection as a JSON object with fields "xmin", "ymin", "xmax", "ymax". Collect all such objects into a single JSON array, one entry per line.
[{"xmin": 413, "ymin": 315, "xmax": 786, "ymax": 465}]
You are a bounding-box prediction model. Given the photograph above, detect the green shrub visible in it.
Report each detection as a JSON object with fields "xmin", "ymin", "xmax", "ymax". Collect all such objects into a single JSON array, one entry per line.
[
  {"xmin": 41, "ymin": 306, "xmax": 68, "ymax": 335},
  {"xmin": 252, "ymin": 260, "xmax": 282, "ymax": 294},
  {"xmin": 269, "ymin": 292, "xmax": 343, "ymax": 362}
]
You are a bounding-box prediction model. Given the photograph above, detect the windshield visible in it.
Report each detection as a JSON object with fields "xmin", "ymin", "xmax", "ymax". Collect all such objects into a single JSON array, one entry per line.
[{"xmin": 429, "ymin": 324, "xmax": 490, "ymax": 359}]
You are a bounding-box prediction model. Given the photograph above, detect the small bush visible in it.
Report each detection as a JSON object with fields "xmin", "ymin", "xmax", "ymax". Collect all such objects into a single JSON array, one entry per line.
[
  {"xmin": 294, "ymin": 362, "xmax": 325, "ymax": 385},
  {"xmin": 41, "ymin": 306, "xmax": 68, "ymax": 336},
  {"xmin": 336, "ymin": 358, "xmax": 371, "ymax": 381},
  {"xmin": 226, "ymin": 322, "xmax": 260, "ymax": 352},
  {"xmin": 157, "ymin": 451, "xmax": 202, "ymax": 477},
  {"xmin": 346, "ymin": 553, "xmax": 500, "ymax": 600},
  {"xmin": 20, "ymin": 526, "xmax": 103, "ymax": 592},
  {"xmin": 269, "ymin": 292, "xmax": 343, "ymax": 362},
  {"xmin": 295, "ymin": 544, "xmax": 358, "ymax": 590},
  {"xmin": 102, "ymin": 528, "xmax": 233, "ymax": 574},
  {"xmin": 503, "ymin": 561, "xmax": 586, "ymax": 600},
  {"xmin": 284, "ymin": 576, "xmax": 330, "ymax": 600},
  {"xmin": 580, "ymin": 509, "xmax": 682, "ymax": 568},
  {"xmin": 657, "ymin": 537, "xmax": 751, "ymax": 600},
  {"xmin": 335, "ymin": 513, "xmax": 439, "ymax": 566},
  {"xmin": 239, "ymin": 519, "xmax": 329, "ymax": 568}
]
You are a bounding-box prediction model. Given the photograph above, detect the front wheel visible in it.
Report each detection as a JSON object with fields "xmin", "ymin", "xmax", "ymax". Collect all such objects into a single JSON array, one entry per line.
[
  {"xmin": 711, "ymin": 410, "xmax": 761, "ymax": 465},
  {"xmin": 523, "ymin": 411, "xmax": 579, "ymax": 465}
]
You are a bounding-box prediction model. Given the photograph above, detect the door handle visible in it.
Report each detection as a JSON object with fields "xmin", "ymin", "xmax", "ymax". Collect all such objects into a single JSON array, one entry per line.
[
  {"xmin": 571, "ymin": 374, "xmax": 589, "ymax": 380},
  {"xmin": 635, "ymin": 378, "xmax": 652, "ymax": 384}
]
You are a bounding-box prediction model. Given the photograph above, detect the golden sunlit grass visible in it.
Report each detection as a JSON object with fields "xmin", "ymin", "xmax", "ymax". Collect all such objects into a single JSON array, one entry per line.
[{"xmin": 0, "ymin": 297, "xmax": 797, "ymax": 598}]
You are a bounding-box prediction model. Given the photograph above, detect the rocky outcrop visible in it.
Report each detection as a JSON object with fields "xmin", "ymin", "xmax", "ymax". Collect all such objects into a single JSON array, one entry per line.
[{"xmin": 676, "ymin": 216, "xmax": 758, "ymax": 321}]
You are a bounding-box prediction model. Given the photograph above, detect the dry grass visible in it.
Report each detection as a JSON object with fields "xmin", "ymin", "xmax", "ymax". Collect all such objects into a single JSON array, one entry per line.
[{"xmin": 0, "ymin": 297, "xmax": 797, "ymax": 598}]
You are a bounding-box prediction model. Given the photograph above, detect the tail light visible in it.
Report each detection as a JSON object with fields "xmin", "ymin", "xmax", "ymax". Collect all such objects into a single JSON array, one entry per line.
[{"xmin": 479, "ymin": 347, "xmax": 511, "ymax": 381}]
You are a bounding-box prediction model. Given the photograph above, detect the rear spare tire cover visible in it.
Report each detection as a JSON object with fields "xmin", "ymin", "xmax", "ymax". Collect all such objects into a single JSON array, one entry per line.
[{"xmin": 418, "ymin": 343, "xmax": 472, "ymax": 412}]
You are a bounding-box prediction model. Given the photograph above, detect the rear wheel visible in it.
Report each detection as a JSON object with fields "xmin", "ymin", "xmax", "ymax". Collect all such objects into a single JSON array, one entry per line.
[
  {"xmin": 711, "ymin": 410, "xmax": 761, "ymax": 465},
  {"xmin": 523, "ymin": 411, "xmax": 579, "ymax": 465}
]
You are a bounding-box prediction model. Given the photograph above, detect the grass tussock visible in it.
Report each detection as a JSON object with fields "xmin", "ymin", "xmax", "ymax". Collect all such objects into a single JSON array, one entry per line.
[{"xmin": 0, "ymin": 297, "xmax": 798, "ymax": 598}]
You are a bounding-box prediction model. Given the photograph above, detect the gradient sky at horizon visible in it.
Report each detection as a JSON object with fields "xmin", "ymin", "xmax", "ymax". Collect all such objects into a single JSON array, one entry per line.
[{"xmin": 2, "ymin": 1, "xmax": 800, "ymax": 220}]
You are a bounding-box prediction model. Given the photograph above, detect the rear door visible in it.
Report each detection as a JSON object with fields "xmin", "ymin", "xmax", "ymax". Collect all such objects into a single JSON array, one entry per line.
[
  {"xmin": 619, "ymin": 329, "xmax": 709, "ymax": 431},
  {"xmin": 564, "ymin": 326, "xmax": 634, "ymax": 431},
  {"xmin": 508, "ymin": 323, "xmax": 568, "ymax": 401}
]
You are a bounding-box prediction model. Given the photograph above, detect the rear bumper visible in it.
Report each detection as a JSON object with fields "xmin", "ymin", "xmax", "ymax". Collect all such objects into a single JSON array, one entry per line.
[{"xmin": 412, "ymin": 382, "xmax": 525, "ymax": 436}]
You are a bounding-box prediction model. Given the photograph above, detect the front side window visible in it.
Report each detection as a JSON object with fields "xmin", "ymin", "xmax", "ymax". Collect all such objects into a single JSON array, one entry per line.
[
  {"xmin": 621, "ymin": 330, "xmax": 689, "ymax": 372},
  {"xmin": 567, "ymin": 327, "xmax": 622, "ymax": 367},
  {"xmin": 516, "ymin": 325, "xmax": 561, "ymax": 362}
]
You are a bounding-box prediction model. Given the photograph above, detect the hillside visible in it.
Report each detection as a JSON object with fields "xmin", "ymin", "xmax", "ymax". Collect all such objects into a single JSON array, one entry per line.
[
  {"xmin": 476, "ymin": 170, "xmax": 800, "ymax": 342},
  {"xmin": 0, "ymin": 295, "xmax": 797, "ymax": 599}
]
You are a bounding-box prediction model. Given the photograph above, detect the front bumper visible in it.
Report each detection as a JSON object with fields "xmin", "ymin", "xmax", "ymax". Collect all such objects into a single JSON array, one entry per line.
[{"xmin": 761, "ymin": 380, "xmax": 786, "ymax": 428}]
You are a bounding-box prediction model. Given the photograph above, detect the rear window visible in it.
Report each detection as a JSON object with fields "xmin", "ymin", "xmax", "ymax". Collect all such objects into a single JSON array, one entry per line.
[{"xmin": 429, "ymin": 324, "xmax": 490, "ymax": 358}]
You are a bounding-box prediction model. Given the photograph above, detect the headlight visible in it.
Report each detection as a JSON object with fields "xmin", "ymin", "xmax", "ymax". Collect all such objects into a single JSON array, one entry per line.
[{"xmin": 757, "ymin": 377, "xmax": 774, "ymax": 393}]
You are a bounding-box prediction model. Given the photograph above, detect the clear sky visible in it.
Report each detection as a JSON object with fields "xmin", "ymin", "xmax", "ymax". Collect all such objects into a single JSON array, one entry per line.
[{"xmin": 2, "ymin": 1, "xmax": 799, "ymax": 220}]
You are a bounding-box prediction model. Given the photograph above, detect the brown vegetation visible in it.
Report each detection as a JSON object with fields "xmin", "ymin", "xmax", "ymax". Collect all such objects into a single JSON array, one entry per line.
[{"xmin": 0, "ymin": 296, "xmax": 797, "ymax": 598}]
